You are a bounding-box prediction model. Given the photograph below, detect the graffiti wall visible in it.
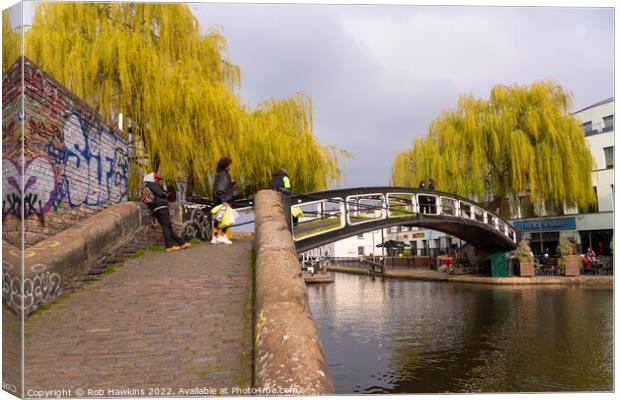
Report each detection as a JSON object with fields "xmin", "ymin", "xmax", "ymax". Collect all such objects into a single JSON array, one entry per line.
[
  {"xmin": 2, "ymin": 58, "xmax": 129, "ymax": 246},
  {"xmin": 2, "ymin": 58, "xmax": 24, "ymax": 246}
]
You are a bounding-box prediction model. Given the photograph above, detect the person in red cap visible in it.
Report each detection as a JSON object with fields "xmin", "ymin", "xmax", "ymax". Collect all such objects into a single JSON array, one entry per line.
[{"xmin": 143, "ymin": 172, "xmax": 190, "ymax": 252}]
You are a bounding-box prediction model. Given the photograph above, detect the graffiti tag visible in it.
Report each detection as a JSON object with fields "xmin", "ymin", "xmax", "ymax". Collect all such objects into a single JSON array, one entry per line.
[
  {"xmin": 2, "ymin": 156, "xmax": 59, "ymax": 220},
  {"xmin": 2, "ymin": 262, "xmax": 61, "ymax": 313},
  {"xmin": 49, "ymin": 113, "xmax": 129, "ymax": 208}
]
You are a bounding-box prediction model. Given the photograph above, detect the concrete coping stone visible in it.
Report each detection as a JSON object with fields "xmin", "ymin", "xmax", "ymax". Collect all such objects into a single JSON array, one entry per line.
[
  {"xmin": 2, "ymin": 202, "xmax": 152, "ymax": 316},
  {"xmin": 254, "ymin": 190, "xmax": 335, "ymax": 394}
]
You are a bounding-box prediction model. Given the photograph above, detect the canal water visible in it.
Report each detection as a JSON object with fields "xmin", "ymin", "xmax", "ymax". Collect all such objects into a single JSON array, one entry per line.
[{"xmin": 307, "ymin": 271, "xmax": 613, "ymax": 393}]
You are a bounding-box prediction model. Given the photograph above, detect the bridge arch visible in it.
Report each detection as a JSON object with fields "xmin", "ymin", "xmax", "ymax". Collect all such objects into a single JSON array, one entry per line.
[{"xmin": 286, "ymin": 187, "xmax": 518, "ymax": 253}]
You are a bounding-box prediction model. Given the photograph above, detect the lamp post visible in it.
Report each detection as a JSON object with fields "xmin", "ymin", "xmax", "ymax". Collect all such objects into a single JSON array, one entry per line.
[
  {"xmin": 380, "ymin": 228, "xmax": 385, "ymax": 265},
  {"xmin": 539, "ymin": 220, "xmax": 544, "ymax": 255},
  {"xmin": 372, "ymin": 230, "xmax": 376, "ymax": 262}
]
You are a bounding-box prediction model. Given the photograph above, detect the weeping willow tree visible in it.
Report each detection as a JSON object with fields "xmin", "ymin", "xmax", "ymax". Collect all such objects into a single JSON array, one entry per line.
[
  {"xmin": 392, "ymin": 81, "xmax": 596, "ymax": 218},
  {"xmin": 239, "ymin": 93, "xmax": 343, "ymax": 195},
  {"xmin": 2, "ymin": 10, "xmax": 21, "ymax": 73},
  {"xmin": 23, "ymin": 2, "xmax": 341, "ymax": 196}
]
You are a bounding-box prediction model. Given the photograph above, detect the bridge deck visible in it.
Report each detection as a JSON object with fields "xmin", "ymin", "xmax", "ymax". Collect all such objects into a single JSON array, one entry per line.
[{"xmin": 18, "ymin": 239, "xmax": 253, "ymax": 394}]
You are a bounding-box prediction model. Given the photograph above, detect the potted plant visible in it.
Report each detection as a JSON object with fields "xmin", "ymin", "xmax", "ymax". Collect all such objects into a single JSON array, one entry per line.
[
  {"xmin": 558, "ymin": 236, "xmax": 580, "ymax": 276},
  {"xmin": 515, "ymin": 239, "xmax": 534, "ymax": 277}
]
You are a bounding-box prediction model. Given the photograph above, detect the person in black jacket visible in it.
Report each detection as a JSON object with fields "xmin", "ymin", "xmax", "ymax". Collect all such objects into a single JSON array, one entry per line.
[
  {"xmin": 418, "ymin": 180, "xmax": 429, "ymax": 214},
  {"xmin": 211, "ymin": 157, "xmax": 235, "ymax": 245},
  {"xmin": 269, "ymin": 168, "xmax": 302, "ymax": 225},
  {"xmin": 269, "ymin": 169, "xmax": 291, "ymax": 193},
  {"xmin": 143, "ymin": 172, "xmax": 190, "ymax": 252}
]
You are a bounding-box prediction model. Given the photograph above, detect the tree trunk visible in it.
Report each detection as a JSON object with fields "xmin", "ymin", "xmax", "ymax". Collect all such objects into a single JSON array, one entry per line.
[
  {"xmin": 186, "ymin": 172, "xmax": 195, "ymax": 198},
  {"xmin": 488, "ymin": 194, "xmax": 511, "ymax": 219}
]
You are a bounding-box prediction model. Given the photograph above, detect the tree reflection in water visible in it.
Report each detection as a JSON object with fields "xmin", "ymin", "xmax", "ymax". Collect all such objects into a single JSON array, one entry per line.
[{"xmin": 308, "ymin": 272, "xmax": 612, "ymax": 393}]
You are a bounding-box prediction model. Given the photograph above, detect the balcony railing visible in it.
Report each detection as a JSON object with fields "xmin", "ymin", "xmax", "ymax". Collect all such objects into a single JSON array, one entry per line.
[{"xmin": 584, "ymin": 121, "xmax": 614, "ymax": 136}]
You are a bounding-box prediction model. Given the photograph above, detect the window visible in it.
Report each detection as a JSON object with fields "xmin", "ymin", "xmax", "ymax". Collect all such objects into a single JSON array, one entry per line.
[
  {"xmin": 580, "ymin": 187, "xmax": 599, "ymax": 214},
  {"xmin": 603, "ymin": 115, "xmax": 614, "ymax": 131},
  {"xmin": 604, "ymin": 146, "xmax": 614, "ymax": 168},
  {"xmin": 543, "ymin": 200, "xmax": 564, "ymax": 217},
  {"xmin": 357, "ymin": 234, "xmax": 364, "ymax": 239},
  {"xmin": 583, "ymin": 121, "xmax": 592, "ymax": 133},
  {"xmin": 357, "ymin": 246, "xmax": 365, "ymax": 256},
  {"xmin": 518, "ymin": 195, "xmax": 536, "ymax": 218},
  {"xmin": 591, "ymin": 187, "xmax": 599, "ymax": 213}
]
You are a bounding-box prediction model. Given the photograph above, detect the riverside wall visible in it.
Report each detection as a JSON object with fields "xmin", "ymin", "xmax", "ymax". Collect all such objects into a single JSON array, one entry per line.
[
  {"xmin": 2, "ymin": 201, "xmax": 183, "ymax": 316},
  {"xmin": 253, "ymin": 190, "xmax": 334, "ymax": 394}
]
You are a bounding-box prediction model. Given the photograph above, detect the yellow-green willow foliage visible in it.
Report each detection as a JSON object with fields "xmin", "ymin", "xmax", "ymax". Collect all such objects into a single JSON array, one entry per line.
[
  {"xmin": 2, "ymin": 10, "xmax": 21, "ymax": 73},
  {"xmin": 25, "ymin": 2, "xmax": 340, "ymax": 195},
  {"xmin": 238, "ymin": 93, "xmax": 343, "ymax": 194},
  {"xmin": 392, "ymin": 81, "xmax": 596, "ymax": 217}
]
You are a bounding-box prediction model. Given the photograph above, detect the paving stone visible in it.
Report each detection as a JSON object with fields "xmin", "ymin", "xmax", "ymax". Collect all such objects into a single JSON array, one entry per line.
[{"xmin": 22, "ymin": 239, "xmax": 254, "ymax": 394}]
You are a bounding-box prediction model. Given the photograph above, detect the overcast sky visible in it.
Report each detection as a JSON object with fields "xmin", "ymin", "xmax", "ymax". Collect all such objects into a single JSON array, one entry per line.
[
  {"xmin": 10, "ymin": 1, "xmax": 615, "ymax": 188},
  {"xmin": 190, "ymin": 3, "xmax": 614, "ymax": 188}
]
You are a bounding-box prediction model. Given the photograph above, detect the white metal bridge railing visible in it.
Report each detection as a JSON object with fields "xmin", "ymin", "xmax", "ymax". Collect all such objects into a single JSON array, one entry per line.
[{"xmin": 289, "ymin": 189, "xmax": 518, "ymax": 246}]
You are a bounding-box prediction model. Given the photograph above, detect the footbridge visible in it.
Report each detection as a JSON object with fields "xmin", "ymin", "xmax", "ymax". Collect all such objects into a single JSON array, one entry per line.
[{"xmin": 284, "ymin": 187, "xmax": 519, "ymax": 253}]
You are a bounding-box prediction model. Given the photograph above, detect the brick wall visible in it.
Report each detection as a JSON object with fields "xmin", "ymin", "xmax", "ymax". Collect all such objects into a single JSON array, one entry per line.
[
  {"xmin": 2, "ymin": 202, "xmax": 174, "ymax": 316},
  {"xmin": 2, "ymin": 57, "xmax": 129, "ymax": 247},
  {"xmin": 2, "ymin": 57, "xmax": 23, "ymax": 246}
]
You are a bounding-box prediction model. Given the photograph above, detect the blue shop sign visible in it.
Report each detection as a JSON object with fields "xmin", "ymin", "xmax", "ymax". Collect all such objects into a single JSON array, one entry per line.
[{"xmin": 510, "ymin": 217, "xmax": 576, "ymax": 232}]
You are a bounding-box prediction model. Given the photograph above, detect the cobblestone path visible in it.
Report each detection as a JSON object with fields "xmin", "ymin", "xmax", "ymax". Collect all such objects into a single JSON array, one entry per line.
[{"xmin": 21, "ymin": 239, "xmax": 254, "ymax": 397}]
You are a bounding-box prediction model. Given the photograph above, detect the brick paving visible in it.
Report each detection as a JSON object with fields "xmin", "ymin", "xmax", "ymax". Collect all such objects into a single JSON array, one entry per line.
[
  {"xmin": 2, "ymin": 306, "xmax": 22, "ymax": 397},
  {"xmin": 21, "ymin": 239, "xmax": 253, "ymax": 396}
]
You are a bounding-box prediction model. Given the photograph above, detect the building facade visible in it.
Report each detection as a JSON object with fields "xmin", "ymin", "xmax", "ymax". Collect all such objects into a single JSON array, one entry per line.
[
  {"xmin": 512, "ymin": 98, "xmax": 614, "ymax": 256},
  {"xmin": 315, "ymin": 230, "xmax": 386, "ymax": 259}
]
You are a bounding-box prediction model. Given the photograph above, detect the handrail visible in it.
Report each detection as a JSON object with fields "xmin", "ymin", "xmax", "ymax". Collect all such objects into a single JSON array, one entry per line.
[{"xmin": 289, "ymin": 187, "xmax": 518, "ymax": 247}]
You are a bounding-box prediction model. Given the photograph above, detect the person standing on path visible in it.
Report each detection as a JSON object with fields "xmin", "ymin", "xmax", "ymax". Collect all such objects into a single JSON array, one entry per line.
[
  {"xmin": 269, "ymin": 168, "xmax": 291, "ymax": 194},
  {"xmin": 269, "ymin": 168, "xmax": 303, "ymax": 225},
  {"xmin": 211, "ymin": 156, "xmax": 235, "ymax": 245},
  {"xmin": 142, "ymin": 172, "xmax": 191, "ymax": 252}
]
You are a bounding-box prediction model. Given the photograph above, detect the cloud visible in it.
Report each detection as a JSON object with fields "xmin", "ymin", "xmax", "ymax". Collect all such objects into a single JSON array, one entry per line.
[{"xmin": 191, "ymin": 4, "xmax": 613, "ymax": 187}]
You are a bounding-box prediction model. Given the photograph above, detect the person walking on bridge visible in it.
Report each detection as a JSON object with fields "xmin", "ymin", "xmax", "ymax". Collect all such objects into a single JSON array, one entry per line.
[
  {"xmin": 142, "ymin": 172, "xmax": 190, "ymax": 252},
  {"xmin": 211, "ymin": 156, "xmax": 235, "ymax": 245},
  {"xmin": 418, "ymin": 180, "xmax": 429, "ymax": 214}
]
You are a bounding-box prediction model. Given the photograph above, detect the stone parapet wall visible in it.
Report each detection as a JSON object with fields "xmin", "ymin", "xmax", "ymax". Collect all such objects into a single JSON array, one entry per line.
[
  {"xmin": 2, "ymin": 201, "xmax": 182, "ymax": 316},
  {"xmin": 2, "ymin": 57, "xmax": 129, "ymax": 247},
  {"xmin": 253, "ymin": 190, "xmax": 334, "ymax": 394}
]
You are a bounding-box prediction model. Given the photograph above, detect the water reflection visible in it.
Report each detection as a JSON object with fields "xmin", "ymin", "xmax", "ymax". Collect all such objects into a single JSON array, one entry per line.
[{"xmin": 308, "ymin": 272, "xmax": 613, "ymax": 393}]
